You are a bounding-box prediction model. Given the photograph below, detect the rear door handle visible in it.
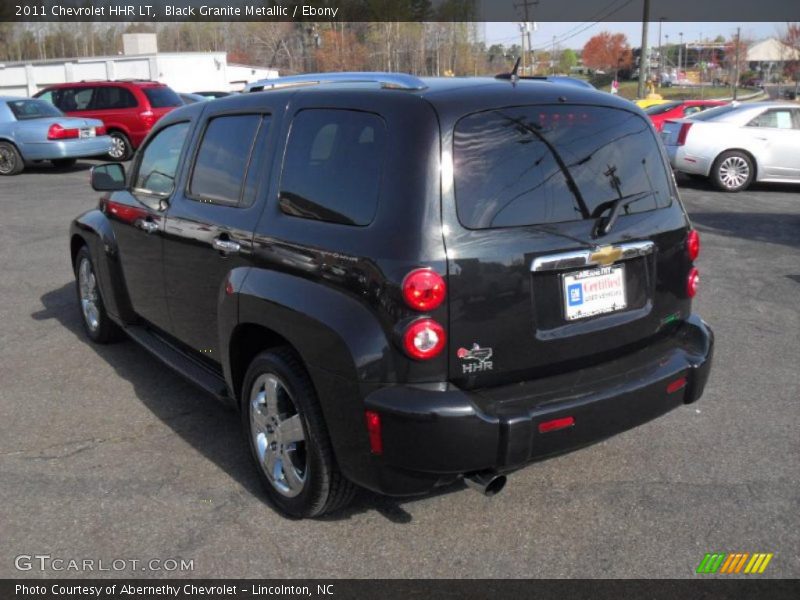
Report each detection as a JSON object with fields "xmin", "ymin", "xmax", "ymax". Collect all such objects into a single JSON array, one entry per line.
[
  {"xmin": 137, "ymin": 219, "xmax": 158, "ymax": 234},
  {"xmin": 212, "ymin": 238, "xmax": 241, "ymax": 254}
]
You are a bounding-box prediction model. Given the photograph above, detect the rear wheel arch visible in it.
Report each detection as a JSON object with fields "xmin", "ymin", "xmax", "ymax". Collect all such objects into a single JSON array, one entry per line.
[{"xmin": 228, "ymin": 323, "xmax": 300, "ymax": 406}]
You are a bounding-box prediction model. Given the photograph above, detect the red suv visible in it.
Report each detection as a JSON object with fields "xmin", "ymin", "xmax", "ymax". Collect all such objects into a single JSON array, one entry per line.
[{"xmin": 34, "ymin": 80, "xmax": 182, "ymax": 160}]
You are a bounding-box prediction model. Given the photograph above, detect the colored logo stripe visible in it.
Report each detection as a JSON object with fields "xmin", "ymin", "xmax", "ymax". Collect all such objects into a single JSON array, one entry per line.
[{"xmin": 697, "ymin": 553, "xmax": 773, "ymax": 574}]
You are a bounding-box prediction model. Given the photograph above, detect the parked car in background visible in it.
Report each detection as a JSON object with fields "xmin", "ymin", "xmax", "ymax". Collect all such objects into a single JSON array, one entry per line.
[
  {"xmin": 193, "ymin": 91, "xmax": 233, "ymax": 99},
  {"xmin": 635, "ymin": 97, "xmax": 671, "ymax": 109},
  {"xmin": 645, "ymin": 100, "xmax": 728, "ymax": 132},
  {"xmin": 662, "ymin": 102, "xmax": 800, "ymax": 191},
  {"xmin": 0, "ymin": 97, "xmax": 110, "ymax": 176},
  {"xmin": 71, "ymin": 72, "xmax": 712, "ymax": 517},
  {"xmin": 34, "ymin": 80, "xmax": 182, "ymax": 161},
  {"xmin": 179, "ymin": 93, "xmax": 210, "ymax": 105}
]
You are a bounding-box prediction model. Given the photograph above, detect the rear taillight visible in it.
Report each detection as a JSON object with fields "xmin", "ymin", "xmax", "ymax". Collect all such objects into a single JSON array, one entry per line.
[
  {"xmin": 676, "ymin": 122, "xmax": 693, "ymax": 146},
  {"xmin": 139, "ymin": 110, "xmax": 156, "ymax": 128},
  {"xmin": 687, "ymin": 267, "xmax": 699, "ymax": 298},
  {"xmin": 402, "ymin": 268, "xmax": 446, "ymax": 311},
  {"xmin": 402, "ymin": 318, "xmax": 445, "ymax": 360},
  {"xmin": 686, "ymin": 229, "xmax": 700, "ymax": 261},
  {"xmin": 95, "ymin": 125, "xmax": 107, "ymax": 136},
  {"xmin": 47, "ymin": 123, "xmax": 79, "ymax": 140},
  {"xmin": 365, "ymin": 410, "xmax": 382, "ymax": 455}
]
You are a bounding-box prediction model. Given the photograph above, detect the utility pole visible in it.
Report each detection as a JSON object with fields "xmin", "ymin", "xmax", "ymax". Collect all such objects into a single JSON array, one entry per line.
[
  {"xmin": 552, "ymin": 35, "xmax": 556, "ymax": 74},
  {"xmin": 637, "ymin": 0, "xmax": 650, "ymax": 98},
  {"xmin": 658, "ymin": 17, "xmax": 664, "ymax": 85},
  {"xmin": 733, "ymin": 26, "xmax": 741, "ymax": 100},
  {"xmin": 515, "ymin": 0, "xmax": 539, "ymax": 75},
  {"xmin": 679, "ymin": 31, "xmax": 683, "ymax": 80}
]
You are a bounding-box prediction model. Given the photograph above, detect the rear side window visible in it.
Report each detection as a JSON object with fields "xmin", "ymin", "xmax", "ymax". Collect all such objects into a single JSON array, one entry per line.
[
  {"xmin": 279, "ymin": 109, "xmax": 386, "ymax": 226},
  {"xmin": 453, "ymin": 106, "xmax": 673, "ymax": 229},
  {"xmin": 189, "ymin": 114, "xmax": 262, "ymax": 206},
  {"xmin": 94, "ymin": 86, "xmax": 138, "ymax": 110},
  {"xmin": 748, "ymin": 109, "xmax": 796, "ymax": 129},
  {"xmin": 142, "ymin": 87, "xmax": 182, "ymax": 108}
]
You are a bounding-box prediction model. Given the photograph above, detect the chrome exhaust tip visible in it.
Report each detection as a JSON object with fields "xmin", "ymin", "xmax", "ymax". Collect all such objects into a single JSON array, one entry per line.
[{"xmin": 464, "ymin": 471, "xmax": 507, "ymax": 496}]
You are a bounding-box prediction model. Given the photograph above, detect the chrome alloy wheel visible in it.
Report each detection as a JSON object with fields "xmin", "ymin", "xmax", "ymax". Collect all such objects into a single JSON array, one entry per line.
[
  {"xmin": 249, "ymin": 374, "xmax": 308, "ymax": 497},
  {"xmin": 109, "ymin": 135, "xmax": 127, "ymax": 160},
  {"xmin": 78, "ymin": 257, "xmax": 100, "ymax": 332},
  {"xmin": 718, "ymin": 155, "xmax": 750, "ymax": 190},
  {"xmin": 0, "ymin": 145, "xmax": 15, "ymax": 174}
]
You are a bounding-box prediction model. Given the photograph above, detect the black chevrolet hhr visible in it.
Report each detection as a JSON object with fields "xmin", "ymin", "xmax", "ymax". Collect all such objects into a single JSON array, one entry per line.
[{"xmin": 71, "ymin": 72, "xmax": 713, "ymax": 517}]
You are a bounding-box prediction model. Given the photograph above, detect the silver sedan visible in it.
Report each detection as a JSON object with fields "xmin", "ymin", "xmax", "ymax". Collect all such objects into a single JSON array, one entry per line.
[
  {"xmin": 662, "ymin": 102, "xmax": 800, "ymax": 192},
  {"xmin": 0, "ymin": 96, "xmax": 112, "ymax": 176}
]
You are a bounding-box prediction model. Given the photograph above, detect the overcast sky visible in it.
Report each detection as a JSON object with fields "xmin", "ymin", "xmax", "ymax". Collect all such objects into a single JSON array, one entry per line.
[{"xmin": 483, "ymin": 22, "xmax": 788, "ymax": 51}]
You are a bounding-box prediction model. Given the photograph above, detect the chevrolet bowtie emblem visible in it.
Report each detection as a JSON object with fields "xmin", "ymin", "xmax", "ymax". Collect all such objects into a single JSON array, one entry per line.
[{"xmin": 589, "ymin": 245, "xmax": 623, "ymax": 266}]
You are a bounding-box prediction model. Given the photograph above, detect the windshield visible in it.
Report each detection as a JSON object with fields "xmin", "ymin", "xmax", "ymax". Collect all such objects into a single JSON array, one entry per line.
[
  {"xmin": 7, "ymin": 99, "xmax": 63, "ymax": 120},
  {"xmin": 453, "ymin": 105, "xmax": 673, "ymax": 229},
  {"xmin": 689, "ymin": 104, "xmax": 741, "ymax": 121},
  {"xmin": 645, "ymin": 101, "xmax": 681, "ymax": 115}
]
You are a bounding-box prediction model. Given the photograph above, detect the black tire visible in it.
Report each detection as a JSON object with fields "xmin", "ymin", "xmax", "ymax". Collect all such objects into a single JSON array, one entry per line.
[
  {"xmin": 711, "ymin": 150, "xmax": 754, "ymax": 192},
  {"xmin": 241, "ymin": 347, "xmax": 357, "ymax": 518},
  {"xmin": 51, "ymin": 158, "xmax": 77, "ymax": 170},
  {"xmin": 0, "ymin": 141, "xmax": 24, "ymax": 175},
  {"xmin": 107, "ymin": 131, "xmax": 132, "ymax": 161},
  {"xmin": 74, "ymin": 246, "xmax": 123, "ymax": 344}
]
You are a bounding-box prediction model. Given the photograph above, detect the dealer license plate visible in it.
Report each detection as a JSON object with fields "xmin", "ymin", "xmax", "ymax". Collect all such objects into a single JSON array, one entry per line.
[{"xmin": 562, "ymin": 264, "xmax": 627, "ymax": 321}]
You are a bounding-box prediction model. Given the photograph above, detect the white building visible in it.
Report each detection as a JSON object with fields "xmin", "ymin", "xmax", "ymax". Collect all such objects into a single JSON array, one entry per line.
[{"xmin": 0, "ymin": 34, "xmax": 278, "ymax": 96}]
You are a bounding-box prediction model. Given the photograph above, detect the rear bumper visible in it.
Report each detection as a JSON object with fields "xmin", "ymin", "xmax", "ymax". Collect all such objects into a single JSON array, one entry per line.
[
  {"xmin": 21, "ymin": 137, "xmax": 113, "ymax": 160},
  {"xmin": 361, "ymin": 315, "xmax": 713, "ymax": 495},
  {"xmin": 666, "ymin": 145, "xmax": 711, "ymax": 176}
]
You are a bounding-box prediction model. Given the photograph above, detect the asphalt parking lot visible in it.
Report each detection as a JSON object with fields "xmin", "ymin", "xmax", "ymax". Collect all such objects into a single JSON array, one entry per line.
[{"xmin": 1, "ymin": 161, "xmax": 798, "ymax": 579}]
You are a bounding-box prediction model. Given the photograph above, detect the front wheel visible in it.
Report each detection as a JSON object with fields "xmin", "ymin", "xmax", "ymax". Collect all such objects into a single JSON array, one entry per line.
[
  {"xmin": 74, "ymin": 246, "xmax": 123, "ymax": 343},
  {"xmin": 712, "ymin": 150, "xmax": 754, "ymax": 192},
  {"xmin": 242, "ymin": 348, "xmax": 357, "ymax": 518}
]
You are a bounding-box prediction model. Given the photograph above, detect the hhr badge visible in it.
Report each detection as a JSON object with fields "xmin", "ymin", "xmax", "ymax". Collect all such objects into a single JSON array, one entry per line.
[{"xmin": 457, "ymin": 344, "xmax": 494, "ymax": 374}]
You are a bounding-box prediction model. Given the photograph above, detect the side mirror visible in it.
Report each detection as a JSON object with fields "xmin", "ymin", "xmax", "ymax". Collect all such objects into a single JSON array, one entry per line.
[{"xmin": 91, "ymin": 163, "xmax": 126, "ymax": 192}]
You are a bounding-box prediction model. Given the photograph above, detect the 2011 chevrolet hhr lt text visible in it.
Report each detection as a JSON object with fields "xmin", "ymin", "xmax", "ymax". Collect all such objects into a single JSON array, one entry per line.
[{"xmin": 70, "ymin": 72, "xmax": 714, "ymax": 517}]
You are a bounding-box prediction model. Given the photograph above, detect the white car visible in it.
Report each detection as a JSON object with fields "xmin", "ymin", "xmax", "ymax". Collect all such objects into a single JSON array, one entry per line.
[{"xmin": 662, "ymin": 102, "xmax": 800, "ymax": 192}]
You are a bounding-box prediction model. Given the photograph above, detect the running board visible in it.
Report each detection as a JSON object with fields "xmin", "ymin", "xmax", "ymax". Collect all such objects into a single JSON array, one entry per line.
[{"xmin": 124, "ymin": 325, "xmax": 230, "ymax": 402}]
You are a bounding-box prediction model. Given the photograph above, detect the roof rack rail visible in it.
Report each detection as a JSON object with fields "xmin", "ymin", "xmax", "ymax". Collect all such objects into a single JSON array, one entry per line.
[{"xmin": 245, "ymin": 72, "xmax": 427, "ymax": 93}]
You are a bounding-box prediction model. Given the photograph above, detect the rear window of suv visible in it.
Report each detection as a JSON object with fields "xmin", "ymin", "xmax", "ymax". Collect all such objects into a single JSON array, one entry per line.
[
  {"xmin": 453, "ymin": 105, "xmax": 673, "ymax": 229},
  {"xmin": 142, "ymin": 87, "xmax": 182, "ymax": 108}
]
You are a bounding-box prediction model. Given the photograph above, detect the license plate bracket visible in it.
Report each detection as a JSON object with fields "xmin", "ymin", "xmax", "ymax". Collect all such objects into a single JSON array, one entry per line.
[{"xmin": 562, "ymin": 264, "xmax": 627, "ymax": 321}]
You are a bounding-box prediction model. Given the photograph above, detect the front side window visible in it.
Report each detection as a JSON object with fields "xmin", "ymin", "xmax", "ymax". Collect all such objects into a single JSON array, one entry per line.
[
  {"xmin": 188, "ymin": 114, "xmax": 262, "ymax": 206},
  {"xmin": 134, "ymin": 122, "xmax": 190, "ymax": 198},
  {"xmin": 279, "ymin": 109, "xmax": 386, "ymax": 226},
  {"xmin": 54, "ymin": 87, "xmax": 94, "ymax": 112},
  {"xmin": 453, "ymin": 105, "xmax": 673, "ymax": 229}
]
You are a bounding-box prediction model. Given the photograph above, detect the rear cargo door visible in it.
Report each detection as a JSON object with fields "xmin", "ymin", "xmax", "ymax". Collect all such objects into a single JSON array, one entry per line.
[{"xmin": 443, "ymin": 104, "xmax": 690, "ymax": 389}]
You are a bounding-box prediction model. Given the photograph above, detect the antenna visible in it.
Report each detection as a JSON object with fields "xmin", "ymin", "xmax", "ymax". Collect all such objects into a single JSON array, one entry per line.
[{"xmin": 496, "ymin": 57, "xmax": 522, "ymax": 84}]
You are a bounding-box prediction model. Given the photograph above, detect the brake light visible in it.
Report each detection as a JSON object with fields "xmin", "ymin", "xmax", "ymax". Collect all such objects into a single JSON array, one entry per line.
[
  {"xmin": 402, "ymin": 268, "xmax": 446, "ymax": 311},
  {"xmin": 95, "ymin": 125, "xmax": 107, "ymax": 136},
  {"xmin": 365, "ymin": 410, "xmax": 382, "ymax": 455},
  {"xmin": 686, "ymin": 229, "xmax": 700, "ymax": 261},
  {"xmin": 676, "ymin": 122, "xmax": 693, "ymax": 146},
  {"xmin": 139, "ymin": 110, "xmax": 156, "ymax": 128},
  {"xmin": 687, "ymin": 267, "xmax": 699, "ymax": 298},
  {"xmin": 47, "ymin": 123, "xmax": 79, "ymax": 140},
  {"xmin": 402, "ymin": 318, "xmax": 446, "ymax": 360}
]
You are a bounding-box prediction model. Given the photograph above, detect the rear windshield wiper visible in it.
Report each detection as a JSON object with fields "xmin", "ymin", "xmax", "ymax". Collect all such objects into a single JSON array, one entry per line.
[{"xmin": 592, "ymin": 190, "xmax": 657, "ymax": 237}]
